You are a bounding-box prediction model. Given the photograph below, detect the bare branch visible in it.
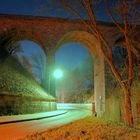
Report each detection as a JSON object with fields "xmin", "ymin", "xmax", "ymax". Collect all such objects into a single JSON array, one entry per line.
[
  {"xmin": 59, "ymin": 0, "xmax": 94, "ymax": 33},
  {"xmin": 123, "ymin": 0, "xmax": 128, "ymax": 32},
  {"xmin": 105, "ymin": 0, "xmax": 124, "ymax": 32}
]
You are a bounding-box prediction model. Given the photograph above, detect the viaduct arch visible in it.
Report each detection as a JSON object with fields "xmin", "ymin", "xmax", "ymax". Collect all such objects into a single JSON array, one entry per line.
[
  {"xmin": 53, "ymin": 31, "xmax": 105, "ymax": 117},
  {"xmin": 0, "ymin": 14, "xmax": 136, "ymax": 116}
]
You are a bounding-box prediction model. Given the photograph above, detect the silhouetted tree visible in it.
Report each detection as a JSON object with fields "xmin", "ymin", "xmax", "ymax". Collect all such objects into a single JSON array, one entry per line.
[
  {"xmin": 30, "ymin": 54, "xmax": 47, "ymax": 89},
  {"xmin": 22, "ymin": 56, "xmax": 32, "ymax": 74},
  {"xmin": 56, "ymin": 56, "xmax": 93, "ymax": 103}
]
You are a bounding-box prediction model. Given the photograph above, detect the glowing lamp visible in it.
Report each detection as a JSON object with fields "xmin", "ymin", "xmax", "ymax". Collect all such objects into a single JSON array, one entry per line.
[{"xmin": 53, "ymin": 69, "xmax": 63, "ymax": 79}]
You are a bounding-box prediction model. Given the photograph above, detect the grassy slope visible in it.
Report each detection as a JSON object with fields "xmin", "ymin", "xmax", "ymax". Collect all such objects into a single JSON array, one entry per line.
[
  {"xmin": 0, "ymin": 56, "xmax": 54, "ymax": 100},
  {"xmin": 22, "ymin": 116, "xmax": 140, "ymax": 140}
]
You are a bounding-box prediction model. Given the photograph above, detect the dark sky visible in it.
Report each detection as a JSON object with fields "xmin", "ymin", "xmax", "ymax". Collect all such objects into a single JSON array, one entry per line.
[
  {"xmin": 0, "ymin": 0, "xmax": 110, "ymax": 21},
  {"xmin": 56, "ymin": 43, "xmax": 90, "ymax": 70},
  {"xmin": 0, "ymin": 0, "xmax": 43, "ymax": 15}
]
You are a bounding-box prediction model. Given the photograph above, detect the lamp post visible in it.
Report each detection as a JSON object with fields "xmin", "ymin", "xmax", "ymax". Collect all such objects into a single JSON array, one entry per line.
[
  {"xmin": 48, "ymin": 69, "xmax": 63, "ymax": 97},
  {"xmin": 48, "ymin": 69, "xmax": 63, "ymax": 95}
]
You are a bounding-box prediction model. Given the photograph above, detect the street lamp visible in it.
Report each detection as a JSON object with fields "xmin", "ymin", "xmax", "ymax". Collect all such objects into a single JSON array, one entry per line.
[
  {"xmin": 53, "ymin": 68, "xmax": 63, "ymax": 101},
  {"xmin": 53, "ymin": 69, "xmax": 63, "ymax": 79},
  {"xmin": 49, "ymin": 68, "xmax": 63, "ymax": 93}
]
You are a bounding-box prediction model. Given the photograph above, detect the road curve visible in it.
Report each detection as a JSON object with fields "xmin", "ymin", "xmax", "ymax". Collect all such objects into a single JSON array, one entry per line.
[{"xmin": 0, "ymin": 104, "xmax": 92, "ymax": 140}]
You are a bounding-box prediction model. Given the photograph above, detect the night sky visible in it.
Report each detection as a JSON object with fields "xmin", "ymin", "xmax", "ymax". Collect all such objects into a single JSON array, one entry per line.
[{"xmin": 0, "ymin": 0, "xmax": 109, "ymax": 21}]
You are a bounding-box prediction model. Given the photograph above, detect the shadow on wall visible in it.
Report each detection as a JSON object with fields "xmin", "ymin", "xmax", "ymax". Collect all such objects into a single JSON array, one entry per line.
[
  {"xmin": 103, "ymin": 79, "xmax": 140, "ymax": 125},
  {"xmin": 103, "ymin": 92, "xmax": 123, "ymax": 123}
]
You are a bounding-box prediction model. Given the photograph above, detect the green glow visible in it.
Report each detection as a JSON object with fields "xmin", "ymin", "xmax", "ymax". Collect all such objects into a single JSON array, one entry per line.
[{"xmin": 53, "ymin": 69, "xmax": 63, "ymax": 79}]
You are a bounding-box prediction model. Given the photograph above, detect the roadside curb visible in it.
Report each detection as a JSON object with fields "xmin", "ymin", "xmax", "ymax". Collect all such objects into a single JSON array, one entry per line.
[{"xmin": 0, "ymin": 110, "xmax": 68, "ymax": 125}]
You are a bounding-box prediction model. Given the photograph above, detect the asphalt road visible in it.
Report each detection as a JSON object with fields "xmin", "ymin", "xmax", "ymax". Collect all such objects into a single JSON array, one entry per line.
[{"xmin": 0, "ymin": 104, "xmax": 92, "ymax": 140}]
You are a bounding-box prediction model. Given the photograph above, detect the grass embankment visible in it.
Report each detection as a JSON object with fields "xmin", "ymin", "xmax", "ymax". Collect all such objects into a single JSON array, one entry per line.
[
  {"xmin": 22, "ymin": 116, "xmax": 140, "ymax": 140},
  {"xmin": 0, "ymin": 56, "xmax": 53, "ymax": 100},
  {"xmin": 0, "ymin": 56, "xmax": 55, "ymax": 115}
]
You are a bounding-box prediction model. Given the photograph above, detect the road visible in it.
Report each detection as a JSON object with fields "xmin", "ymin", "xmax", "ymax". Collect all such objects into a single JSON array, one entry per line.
[{"xmin": 0, "ymin": 104, "xmax": 92, "ymax": 140}]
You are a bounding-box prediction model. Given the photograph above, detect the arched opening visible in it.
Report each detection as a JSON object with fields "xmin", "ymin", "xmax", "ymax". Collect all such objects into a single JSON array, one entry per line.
[
  {"xmin": 0, "ymin": 32, "xmax": 56, "ymax": 115},
  {"xmin": 55, "ymin": 43, "xmax": 93, "ymax": 103},
  {"xmin": 46, "ymin": 31, "xmax": 105, "ymax": 116},
  {"xmin": 12, "ymin": 40, "xmax": 47, "ymax": 89},
  {"xmin": 0, "ymin": 29, "xmax": 47, "ymax": 90}
]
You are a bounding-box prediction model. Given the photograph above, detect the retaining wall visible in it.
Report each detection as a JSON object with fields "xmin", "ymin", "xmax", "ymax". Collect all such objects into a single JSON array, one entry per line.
[{"xmin": 0, "ymin": 93, "xmax": 57, "ymax": 115}]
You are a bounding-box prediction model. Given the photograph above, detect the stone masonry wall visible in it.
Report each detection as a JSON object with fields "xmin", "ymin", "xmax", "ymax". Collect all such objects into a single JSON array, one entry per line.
[{"xmin": 0, "ymin": 94, "xmax": 56, "ymax": 115}]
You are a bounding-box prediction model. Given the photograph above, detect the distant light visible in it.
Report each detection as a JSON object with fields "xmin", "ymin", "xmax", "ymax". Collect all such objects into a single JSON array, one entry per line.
[{"xmin": 53, "ymin": 69, "xmax": 63, "ymax": 79}]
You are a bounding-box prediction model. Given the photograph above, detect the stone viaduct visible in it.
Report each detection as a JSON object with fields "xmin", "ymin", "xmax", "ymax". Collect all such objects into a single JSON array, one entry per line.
[{"xmin": 0, "ymin": 14, "xmax": 136, "ymax": 117}]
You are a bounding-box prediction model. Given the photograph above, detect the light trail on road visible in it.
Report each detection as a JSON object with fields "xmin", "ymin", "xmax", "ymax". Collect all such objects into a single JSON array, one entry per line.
[{"xmin": 0, "ymin": 104, "xmax": 92, "ymax": 140}]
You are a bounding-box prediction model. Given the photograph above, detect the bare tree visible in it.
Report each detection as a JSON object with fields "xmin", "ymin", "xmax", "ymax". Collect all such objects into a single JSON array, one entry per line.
[
  {"xmin": 22, "ymin": 56, "xmax": 33, "ymax": 74},
  {"xmin": 31, "ymin": 54, "xmax": 47, "ymax": 89},
  {"xmin": 49, "ymin": 0, "xmax": 140, "ymax": 126},
  {"xmin": 56, "ymin": 57, "xmax": 93, "ymax": 103}
]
